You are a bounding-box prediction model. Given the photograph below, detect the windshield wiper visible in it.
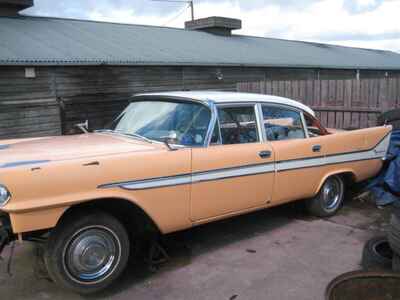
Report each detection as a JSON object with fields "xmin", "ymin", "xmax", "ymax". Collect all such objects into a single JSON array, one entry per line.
[
  {"xmin": 95, "ymin": 129, "xmax": 153, "ymax": 144},
  {"xmin": 122, "ymin": 133, "xmax": 153, "ymax": 144},
  {"xmin": 95, "ymin": 129, "xmax": 114, "ymax": 133}
]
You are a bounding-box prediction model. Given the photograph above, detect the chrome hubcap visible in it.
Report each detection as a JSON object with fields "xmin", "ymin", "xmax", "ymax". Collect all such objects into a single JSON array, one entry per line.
[
  {"xmin": 64, "ymin": 227, "xmax": 119, "ymax": 283},
  {"xmin": 322, "ymin": 177, "xmax": 343, "ymax": 211}
]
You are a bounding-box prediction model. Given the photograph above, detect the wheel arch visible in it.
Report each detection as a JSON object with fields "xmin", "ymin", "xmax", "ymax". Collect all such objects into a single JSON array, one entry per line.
[
  {"xmin": 314, "ymin": 170, "xmax": 356, "ymax": 195},
  {"xmin": 56, "ymin": 197, "xmax": 162, "ymax": 236}
]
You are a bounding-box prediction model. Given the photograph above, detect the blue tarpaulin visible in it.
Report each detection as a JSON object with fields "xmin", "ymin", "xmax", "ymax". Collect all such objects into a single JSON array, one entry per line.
[{"xmin": 368, "ymin": 129, "xmax": 400, "ymax": 206}]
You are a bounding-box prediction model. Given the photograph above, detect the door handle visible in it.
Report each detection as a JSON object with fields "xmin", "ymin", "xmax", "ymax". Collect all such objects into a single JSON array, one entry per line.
[
  {"xmin": 259, "ymin": 150, "xmax": 272, "ymax": 159},
  {"xmin": 312, "ymin": 145, "xmax": 322, "ymax": 152}
]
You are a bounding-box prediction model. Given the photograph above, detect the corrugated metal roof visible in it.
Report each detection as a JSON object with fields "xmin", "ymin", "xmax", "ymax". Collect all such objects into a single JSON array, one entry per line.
[{"xmin": 1, "ymin": 16, "xmax": 400, "ymax": 69}]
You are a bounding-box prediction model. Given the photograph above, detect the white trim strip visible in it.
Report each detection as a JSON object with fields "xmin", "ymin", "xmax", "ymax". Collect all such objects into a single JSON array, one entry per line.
[
  {"xmin": 120, "ymin": 175, "xmax": 192, "ymax": 190},
  {"xmin": 277, "ymin": 133, "xmax": 391, "ymax": 172},
  {"xmin": 108, "ymin": 132, "xmax": 391, "ymax": 190},
  {"xmin": 192, "ymin": 163, "xmax": 275, "ymax": 183}
]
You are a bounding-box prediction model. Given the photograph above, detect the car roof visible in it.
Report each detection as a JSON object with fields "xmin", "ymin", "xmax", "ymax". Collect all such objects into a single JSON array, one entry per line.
[{"xmin": 136, "ymin": 91, "xmax": 315, "ymax": 116}]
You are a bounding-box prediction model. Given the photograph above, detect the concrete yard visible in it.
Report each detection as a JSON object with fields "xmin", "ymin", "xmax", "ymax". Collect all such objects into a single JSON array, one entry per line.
[{"xmin": 0, "ymin": 199, "xmax": 390, "ymax": 300}]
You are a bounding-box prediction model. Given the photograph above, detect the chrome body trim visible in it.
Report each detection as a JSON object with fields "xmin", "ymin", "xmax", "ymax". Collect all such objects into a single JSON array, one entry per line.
[
  {"xmin": 191, "ymin": 162, "xmax": 275, "ymax": 183},
  {"xmin": 99, "ymin": 133, "xmax": 390, "ymax": 191},
  {"xmin": 0, "ymin": 160, "xmax": 51, "ymax": 169}
]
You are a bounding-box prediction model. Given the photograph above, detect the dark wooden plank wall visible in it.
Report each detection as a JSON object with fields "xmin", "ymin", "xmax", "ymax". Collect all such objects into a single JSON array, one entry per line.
[
  {"xmin": 0, "ymin": 67, "xmax": 61, "ymax": 139},
  {"xmin": 237, "ymin": 78, "xmax": 400, "ymax": 129},
  {"xmin": 0, "ymin": 66, "xmax": 399, "ymax": 139}
]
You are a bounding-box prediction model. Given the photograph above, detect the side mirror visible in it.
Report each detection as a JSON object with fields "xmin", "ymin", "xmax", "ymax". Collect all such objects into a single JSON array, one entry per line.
[
  {"xmin": 75, "ymin": 120, "xmax": 89, "ymax": 133},
  {"xmin": 160, "ymin": 132, "xmax": 178, "ymax": 151}
]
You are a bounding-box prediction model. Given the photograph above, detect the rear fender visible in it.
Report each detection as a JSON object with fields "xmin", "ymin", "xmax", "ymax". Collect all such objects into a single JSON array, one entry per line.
[{"xmin": 314, "ymin": 170, "xmax": 356, "ymax": 195}]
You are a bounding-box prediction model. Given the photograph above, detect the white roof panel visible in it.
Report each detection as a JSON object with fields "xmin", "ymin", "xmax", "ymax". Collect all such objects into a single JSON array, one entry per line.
[{"xmin": 136, "ymin": 91, "xmax": 315, "ymax": 116}]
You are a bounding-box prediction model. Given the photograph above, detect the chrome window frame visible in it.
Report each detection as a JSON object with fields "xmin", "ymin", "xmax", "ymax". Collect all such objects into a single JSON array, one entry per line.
[
  {"xmin": 300, "ymin": 111, "xmax": 310, "ymax": 139},
  {"xmin": 121, "ymin": 95, "xmax": 215, "ymax": 148},
  {"xmin": 260, "ymin": 103, "xmax": 308, "ymax": 141},
  {"xmin": 208, "ymin": 102, "xmax": 264, "ymax": 146}
]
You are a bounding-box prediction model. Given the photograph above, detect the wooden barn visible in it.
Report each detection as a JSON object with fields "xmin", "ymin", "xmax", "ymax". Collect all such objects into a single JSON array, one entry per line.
[{"xmin": 1, "ymin": 0, "xmax": 400, "ymax": 139}]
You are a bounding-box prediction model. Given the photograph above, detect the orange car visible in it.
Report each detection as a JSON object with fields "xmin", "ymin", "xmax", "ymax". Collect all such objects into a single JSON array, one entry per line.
[{"xmin": 0, "ymin": 91, "xmax": 392, "ymax": 293}]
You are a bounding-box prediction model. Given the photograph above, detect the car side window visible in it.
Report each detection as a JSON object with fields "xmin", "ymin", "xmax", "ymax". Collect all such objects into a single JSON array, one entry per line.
[
  {"xmin": 217, "ymin": 106, "xmax": 259, "ymax": 145},
  {"xmin": 262, "ymin": 105, "xmax": 306, "ymax": 141},
  {"xmin": 304, "ymin": 114, "xmax": 325, "ymax": 137}
]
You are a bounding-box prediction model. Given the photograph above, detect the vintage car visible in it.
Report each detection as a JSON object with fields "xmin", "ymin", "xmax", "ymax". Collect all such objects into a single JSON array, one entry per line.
[{"xmin": 0, "ymin": 91, "xmax": 392, "ymax": 293}]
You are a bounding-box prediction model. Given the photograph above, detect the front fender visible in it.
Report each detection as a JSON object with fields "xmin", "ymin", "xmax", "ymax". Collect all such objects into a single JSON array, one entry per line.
[{"xmin": 4, "ymin": 185, "xmax": 192, "ymax": 235}]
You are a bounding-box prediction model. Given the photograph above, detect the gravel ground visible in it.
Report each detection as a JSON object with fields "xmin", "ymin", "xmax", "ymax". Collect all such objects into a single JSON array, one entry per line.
[{"xmin": 0, "ymin": 199, "xmax": 391, "ymax": 300}]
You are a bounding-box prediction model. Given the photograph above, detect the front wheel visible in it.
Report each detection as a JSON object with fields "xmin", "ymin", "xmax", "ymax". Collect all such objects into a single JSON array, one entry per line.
[
  {"xmin": 306, "ymin": 175, "xmax": 345, "ymax": 217},
  {"xmin": 44, "ymin": 211, "xmax": 130, "ymax": 294}
]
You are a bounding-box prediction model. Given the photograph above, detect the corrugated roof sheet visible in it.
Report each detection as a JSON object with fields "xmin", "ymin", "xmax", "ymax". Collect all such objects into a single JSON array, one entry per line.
[{"xmin": 1, "ymin": 16, "xmax": 400, "ymax": 69}]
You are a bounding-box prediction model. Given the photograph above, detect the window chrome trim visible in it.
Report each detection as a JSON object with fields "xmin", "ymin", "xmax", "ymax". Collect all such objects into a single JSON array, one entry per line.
[
  {"xmin": 300, "ymin": 111, "xmax": 310, "ymax": 139},
  {"xmin": 205, "ymin": 101, "xmax": 220, "ymax": 146},
  {"xmin": 214, "ymin": 102, "xmax": 263, "ymax": 145},
  {"xmin": 260, "ymin": 103, "xmax": 307, "ymax": 141},
  {"xmin": 256, "ymin": 103, "xmax": 267, "ymax": 142}
]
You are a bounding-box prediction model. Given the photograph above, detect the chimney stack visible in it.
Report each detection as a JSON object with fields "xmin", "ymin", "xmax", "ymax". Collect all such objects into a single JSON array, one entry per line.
[
  {"xmin": 185, "ymin": 16, "xmax": 242, "ymax": 36},
  {"xmin": 0, "ymin": 0, "xmax": 33, "ymax": 17}
]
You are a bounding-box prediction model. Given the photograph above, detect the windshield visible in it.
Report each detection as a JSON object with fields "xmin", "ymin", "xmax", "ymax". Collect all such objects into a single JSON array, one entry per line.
[{"xmin": 108, "ymin": 100, "xmax": 212, "ymax": 146}]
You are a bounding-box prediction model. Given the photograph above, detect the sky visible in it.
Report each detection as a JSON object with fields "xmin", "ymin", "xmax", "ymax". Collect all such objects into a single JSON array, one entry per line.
[{"xmin": 25, "ymin": 0, "xmax": 400, "ymax": 53}]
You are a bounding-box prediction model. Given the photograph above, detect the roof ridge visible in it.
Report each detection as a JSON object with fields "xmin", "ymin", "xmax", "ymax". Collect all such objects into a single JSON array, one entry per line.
[{"xmin": 234, "ymin": 33, "xmax": 396, "ymax": 54}]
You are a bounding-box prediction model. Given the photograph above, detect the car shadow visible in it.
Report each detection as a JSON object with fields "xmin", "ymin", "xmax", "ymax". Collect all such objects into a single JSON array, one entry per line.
[{"xmin": 90, "ymin": 202, "xmax": 306, "ymax": 299}]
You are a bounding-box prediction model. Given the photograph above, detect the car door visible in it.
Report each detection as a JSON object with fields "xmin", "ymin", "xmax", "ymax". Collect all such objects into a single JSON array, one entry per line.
[
  {"xmin": 190, "ymin": 103, "xmax": 275, "ymax": 222},
  {"xmin": 261, "ymin": 104, "xmax": 329, "ymax": 205}
]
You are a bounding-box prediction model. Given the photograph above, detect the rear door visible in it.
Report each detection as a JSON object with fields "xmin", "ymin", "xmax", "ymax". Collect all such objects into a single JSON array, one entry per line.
[
  {"xmin": 261, "ymin": 104, "xmax": 329, "ymax": 205},
  {"xmin": 190, "ymin": 103, "xmax": 275, "ymax": 221}
]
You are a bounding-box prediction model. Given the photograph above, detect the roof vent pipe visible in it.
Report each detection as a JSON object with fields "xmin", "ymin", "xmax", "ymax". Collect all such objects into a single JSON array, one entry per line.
[
  {"xmin": 185, "ymin": 16, "xmax": 242, "ymax": 36},
  {"xmin": 0, "ymin": 0, "xmax": 33, "ymax": 17}
]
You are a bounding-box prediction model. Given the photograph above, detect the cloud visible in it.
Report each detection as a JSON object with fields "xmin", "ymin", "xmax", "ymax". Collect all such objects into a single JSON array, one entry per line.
[
  {"xmin": 25, "ymin": 0, "xmax": 400, "ymax": 53},
  {"xmin": 343, "ymin": 0, "xmax": 385, "ymax": 14}
]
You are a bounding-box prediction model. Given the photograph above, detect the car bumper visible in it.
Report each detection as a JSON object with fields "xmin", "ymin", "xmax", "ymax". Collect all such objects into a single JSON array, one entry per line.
[{"xmin": 0, "ymin": 212, "xmax": 13, "ymax": 256}]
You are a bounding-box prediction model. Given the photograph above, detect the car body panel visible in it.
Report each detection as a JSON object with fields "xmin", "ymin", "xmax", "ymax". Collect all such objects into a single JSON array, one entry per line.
[
  {"xmin": 191, "ymin": 142, "xmax": 275, "ymax": 221},
  {"xmin": 1, "ymin": 135, "xmax": 193, "ymax": 234},
  {"xmin": 0, "ymin": 92, "xmax": 392, "ymax": 236}
]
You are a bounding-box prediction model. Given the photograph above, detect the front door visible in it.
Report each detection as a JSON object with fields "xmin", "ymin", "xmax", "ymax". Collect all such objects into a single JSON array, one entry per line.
[{"xmin": 190, "ymin": 104, "xmax": 275, "ymax": 221}]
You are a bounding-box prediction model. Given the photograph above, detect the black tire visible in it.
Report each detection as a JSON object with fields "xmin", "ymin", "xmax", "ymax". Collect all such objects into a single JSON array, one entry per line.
[
  {"xmin": 389, "ymin": 214, "xmax": 400, "ymax": 256},
  {"xmin": 306, "ymin": 175, "xmax": 345, "ymax": 217},
  {"xmin": 361, "ymin": 236, "xmax": 393, "ymax": 271},
  {"xmin": 394, "ymin": 254, "xmax": 400, "ymax": 272},
  {"xmin": 44, "ymin": 211, "xmax": 130, "ymax": 295},
  {"xmin": 378, "ymin": 109, "xmax": 400, "ymax": 125}
]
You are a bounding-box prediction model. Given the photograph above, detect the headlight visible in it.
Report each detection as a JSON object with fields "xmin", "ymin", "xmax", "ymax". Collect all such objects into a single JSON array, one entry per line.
[{"xmin": 0, "ymin": 185, "xmax": 10, "ymax": 207}]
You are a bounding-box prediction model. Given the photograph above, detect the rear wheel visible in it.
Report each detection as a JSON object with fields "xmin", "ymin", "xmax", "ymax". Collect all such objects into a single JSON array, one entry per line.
[
  {"xmin": 306, "ymin": 175, "xmax": 345, "ymax": 217},
  {"xmin": 44, "ymin": 211, "xmax": 130, "ymax": 294}
]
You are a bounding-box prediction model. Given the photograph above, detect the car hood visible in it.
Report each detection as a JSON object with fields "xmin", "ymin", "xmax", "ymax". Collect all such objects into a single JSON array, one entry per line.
[{"xmin": 0, "ymin": 133, "xmax": 162, "ymax": 168}]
